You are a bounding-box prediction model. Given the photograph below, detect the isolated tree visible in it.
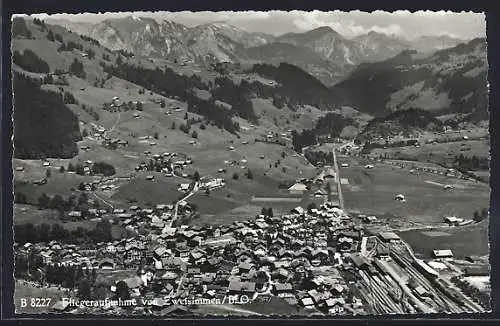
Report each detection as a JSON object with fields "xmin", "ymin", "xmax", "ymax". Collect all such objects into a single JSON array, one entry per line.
[
  {"xmin": 261, "ymin": 207, "xmax": 268, "ymax": 216},
  {"xmin": 153, "ymin": 132, "xmax": 159, "ymax": 140},
  {"xmin": 246, "ymin": 169, "xmax": 253, "ymax": 180},
  {"xmin": 114, "ymin": 281, "xmax": 130, "ymax": 300},
  {"xmin": 77, "ymin": 278, "xmax": 92, "ymax": 300},
  {"xmin": 171, "ymin": 122, "xmax": 176, "ymax": 130},
  {"xmin": 232, "ymin": 173, "xmax": 239, "ymax": 180},
  {"xmin": 46, "ymin": 29, "xmax": 55, "ymax": 41},
  {"xmin": 45, "ymin": 169, "xmax": 52, "ymax": 178},
  {"xmin": 191, "ymin": 130, "xmax": 198, "ymax": 139},
  {"xmin": 325, "ymin": 182, "xmax": 332, "ymax": 196},
  {"xmin": 49, "ymin": 194, "xmax": 64, "ymax": 210},
  {"xmin": 267, "ymin": 208, "xmax": 274, "ymax": 217},
  {"xmin": 82, "ymin": 129, "xmax": 89, "ymax": 137},
  {"xmin": 160, "ymin": 100, "xmax": 166, "ymax": 108},
  {"xmin": 184, "ymin": 112, "xmax": 188, "ymax": 120},
  {"xmin": 193, "ymin": 171, "xmax": 200, "ymax": 182},
  {"xmin": 78, "ymin": 182, "xmax": 86, "ymax": 191},
  {"xmin": 14, "ymin": 192, "xmax": 28, "ymax": 204},
  {"xmin": 37, "ymin": 193, "xmax": 50, "ymax": 209}
]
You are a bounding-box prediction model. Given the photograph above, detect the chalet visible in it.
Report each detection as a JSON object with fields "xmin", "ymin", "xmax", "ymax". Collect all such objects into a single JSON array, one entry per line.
[
  {"xmin": 68, "ymin": 211, "xmax": 82, "ymax": 218},
  {"xmin": 99, "ymin": 259, "xmax": 115, "ymax": 270},
  {"xmin": 314, "ymin": 189, "xmax": 327, "ymax": 197},
  {"xmin": 288, "ymin": 183, "xmax": 308, "ymax": 195},
  {"xmin": 153, "ymin": 246, "xmax": 168, "ymax": 260},
  {"xmin": 364, "ymin": 215, "xmax": 377, "ymax": 223},
  {"xmin": 227, "ymin": 280, "xmax": 243, "ymax": 294},
  {"xmin": 395, "ymin": 194, "xmax": 406, "ymax": 202},
  {"xmin": 125, "ymin": 245, "xmax": 143, "ymax": 261},
  {"xmin": 238, "ymin": 262, "xmax": 253, "ymax": 274},
  {"xmin": 432, "ymin": 249, "xmax": 454, "ymax": 259},
  {"xmin": 325, "ymin": 298, "xmax": 346, "ymax": 314},
  {"xmin": 444, "ymin": 216, "xmax": 463, "ymax": 226},
  {"xmin": 291, "ymin": 206, "xmax": 305, "ymax": 215},
  {"xmin": 15, "ymin": 166, "xmax": 24, "ymax": 171},
  {"xmin": 272, "ymin": 283, "xmax": 293, "ymax": 296},
  {"xmin": 301, "ymin": 297, "xmax": 315, "ymax": 309}
]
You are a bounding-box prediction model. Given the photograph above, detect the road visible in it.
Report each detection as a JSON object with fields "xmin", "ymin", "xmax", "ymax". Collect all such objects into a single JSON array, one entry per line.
[
  {"xmin": 89, "ymin": 191, "xmax": 115, "ymax": 210},
  {"xmin": 169, "ymin": 187, "xmax": 199, "ymax": 227},
  {"xmin": 331, "ymin": 147, "xmax": 345, "ymax": 209}
]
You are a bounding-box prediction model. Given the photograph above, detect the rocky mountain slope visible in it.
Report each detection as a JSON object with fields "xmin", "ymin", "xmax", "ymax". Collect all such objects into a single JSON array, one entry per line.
[
  {"xmin": 331, "ymin": 38, "xmax": 488, "ymax": 120},
  {"xmin": 50, "ymin": 16, "xmax": 469, "ymax": 86}
]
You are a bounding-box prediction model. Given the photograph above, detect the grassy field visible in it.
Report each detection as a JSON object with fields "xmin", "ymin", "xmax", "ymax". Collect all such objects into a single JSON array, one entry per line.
[
  {"xmin": 399, "ymin": 220, "xmax": 489, "ymax": 259},
  {"xmin": 14, "ymin": 172, "xmax": 94, "ymax": 204},
  {"xmin": 14, "ymin": 204, "xmax": 127, "ymax": 241},
  {"xmin": 338, "ymin": 155, "xmax": 490, "ymax": 226},
  {"xmin": 112, "ymin": 175, "xmax": 182, "ymax": 206},
  {"xmin": 369, "ymin": 139, "xmax": 490, "ymax": 165}
]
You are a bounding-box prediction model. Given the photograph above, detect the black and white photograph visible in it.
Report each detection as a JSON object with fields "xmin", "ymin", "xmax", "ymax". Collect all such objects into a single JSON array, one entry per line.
[{"xmin": 11, "ymin": 10, "xmax": 490, "ymax": 316}]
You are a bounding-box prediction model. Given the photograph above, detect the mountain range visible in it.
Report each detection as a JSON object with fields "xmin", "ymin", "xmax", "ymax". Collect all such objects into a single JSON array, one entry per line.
[
  {"xmin": 46, "ymin": 16, "xmax": 468, "ymax": 85},
  {"xmin": 331, "ymin": 37, "xmax": 488, "ymax": 120}
]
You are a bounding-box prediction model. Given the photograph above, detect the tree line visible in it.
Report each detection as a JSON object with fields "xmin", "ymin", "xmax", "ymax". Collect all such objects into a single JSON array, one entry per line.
[
  {"xmin": 12, "ymin": 49, "xmax": 50, "ymax": 73},
  {"xmin": 14, "ymin": 219, "xmax": 113, "ymax": 245},
  {"xmin": 454, "ymin": 154, "xmax": 489, "ymax": 171},
  {"xmin": 250, "ymin": 62, "xmax": 341, "ymax": 110},
  {"xmin": 291, "ymin": 112, "xmax": 354, "ymax": 152}
]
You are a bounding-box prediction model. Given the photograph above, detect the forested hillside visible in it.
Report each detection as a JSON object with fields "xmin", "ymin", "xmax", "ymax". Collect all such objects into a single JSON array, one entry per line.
[{"xmin": 13, "ymin": 72, "xmax": 82, "ymax": 159}]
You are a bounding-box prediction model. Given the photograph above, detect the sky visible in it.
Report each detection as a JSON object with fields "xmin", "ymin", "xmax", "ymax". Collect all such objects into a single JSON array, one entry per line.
[{"xmin": 28, "ymin": 10, "xmax": 486, "ymax": 40}]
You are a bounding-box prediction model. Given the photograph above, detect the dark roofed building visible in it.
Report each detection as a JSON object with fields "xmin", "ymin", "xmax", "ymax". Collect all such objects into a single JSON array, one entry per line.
[{"xmin": 378, "ymin": 232, "xmax": 401, "ymax": 243}]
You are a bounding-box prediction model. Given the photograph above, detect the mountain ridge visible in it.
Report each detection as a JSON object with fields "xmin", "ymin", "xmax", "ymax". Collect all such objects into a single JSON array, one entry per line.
[{"xmin": 48, "ymin": 15, "xmax": 473, "ymax": 85}]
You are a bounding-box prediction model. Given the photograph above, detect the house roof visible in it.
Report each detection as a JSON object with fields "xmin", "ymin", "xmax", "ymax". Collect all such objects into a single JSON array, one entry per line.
[
  {"xmin": 288, "ymin": 183, "xmax": 307, "ymax": 191},
  {"xmin": 274, "ymin": 283, "xmax": 293, "ymax": 292},
  {"xmin": 228, "ymin": 280, "xmax": 243, "ymax": 291},
  {"xmin": 301, "ymin": 297, "xmax": 315, "ymax": 306},
  {"xmin": 122, "ymin": 276, "xmax": 143, "ymax": 289},
  {"xmin": 433, "ymin": 249, "xmax": 454, "ymax": 257},
  {"xmin": 379, "ymin": 232, "xmax": 401, "ymax": 241}
]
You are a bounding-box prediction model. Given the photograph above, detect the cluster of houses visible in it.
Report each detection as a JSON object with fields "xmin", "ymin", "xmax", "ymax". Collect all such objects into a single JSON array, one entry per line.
[
  {"xmin": 284, "ymin": 168, "xmax": 337, "ymax": 196},
  {"xmin": 15, "ymin": 201, "xmax": 382, "ymax": 315},
  {"xmin": 134, "ymin": 152, "xmax": 192, "ymax": 177}
]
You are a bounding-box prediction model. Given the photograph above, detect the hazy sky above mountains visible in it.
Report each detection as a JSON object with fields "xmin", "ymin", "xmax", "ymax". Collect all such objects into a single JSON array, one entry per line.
[{"xmin": 30, "ymin": 10, "xmax": 486, "ymax": 40}]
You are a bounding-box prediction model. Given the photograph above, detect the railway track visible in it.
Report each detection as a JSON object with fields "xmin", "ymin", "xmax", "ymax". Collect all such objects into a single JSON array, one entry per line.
[
  {"xmin": 359, "ymin": 270, "xmax": 404, "ymax": 314},
  {"xmin": 390, "ymin": 245, "xmax": 484, "ymax": 313}
]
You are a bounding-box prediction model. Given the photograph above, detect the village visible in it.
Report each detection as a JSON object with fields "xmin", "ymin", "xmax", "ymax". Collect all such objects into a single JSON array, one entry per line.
[{"xmin": 14, "ymin": 143, "xmax": 490, "ymax": 315}]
